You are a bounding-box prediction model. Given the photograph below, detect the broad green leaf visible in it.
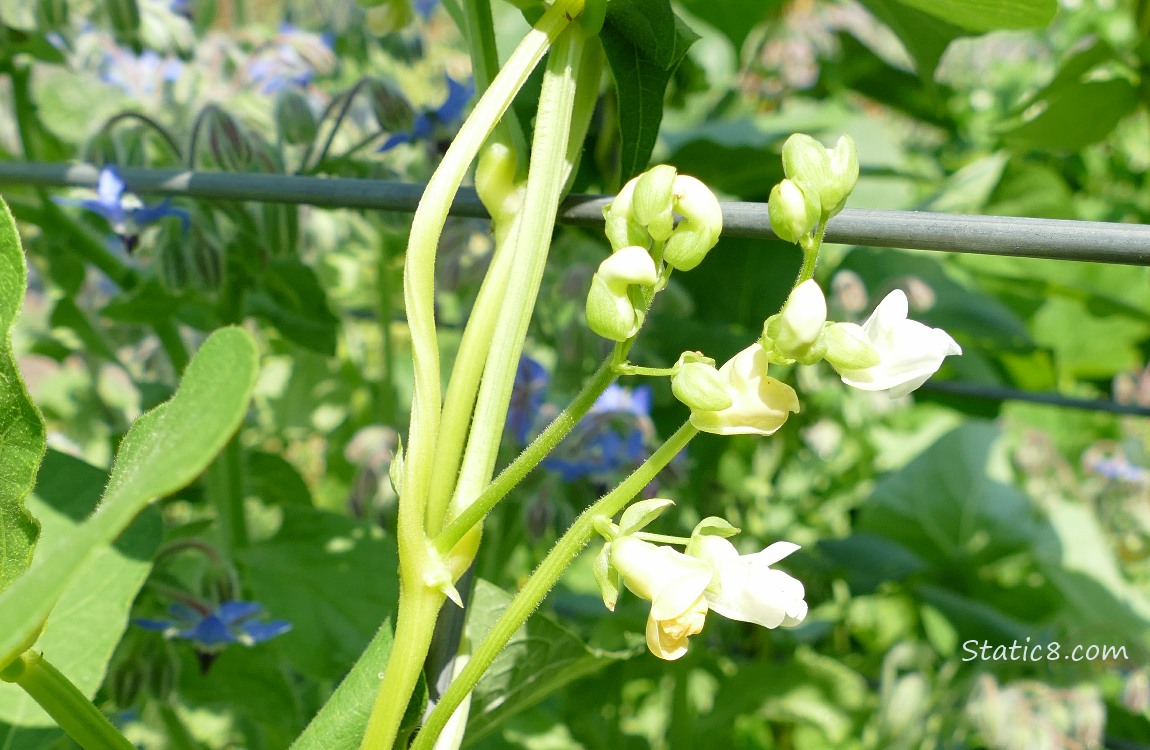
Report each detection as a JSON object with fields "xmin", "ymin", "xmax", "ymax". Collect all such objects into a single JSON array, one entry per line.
[
  {"xmin": 857, "ymin": 0, "xmax": 966, "ymax": 79},
  {"xmin": 600, "ymin": 0, "xmax": 699, "ymax": 181},
  {"xmin": 1006, "ymin": 79, "xmax": 1139, "ymax": 152},
  {"xmin": 0, "ymin": 198, "xmax": 45, "ymax": 592},
  {"xmin": 240, "ymin": 507, "xmax": 399, "ymax": 681},
  {"xmin": 465, "ymin": 579, "xmax": 631, "ymax": 743},
  {"xmin": 1032, "ymin": 297, "xmax": 1149, "ymax": 379},
  {"xmin": 178, "ymin": 642, "xmax": 303, "ymax": 749},
  {"xmin": 0, "ymin": 451, "xmax": 159, "ymax": 727},
  {"xmin": 856, "ymin": 423, "xmax": 1055, "ymax": 572},
  {"xmin": 0, "ymin": 325, "xmax": 259, "ymax": 669},
  {"xmin": 676, "ymin": 0, "xmax": 781, "ymax": 52},
  {"xmin": 248, "ymin": 258, "xmax": 340, "ymax": 356},
  {"xmin": 894, "ymin": 0, "xmax": 1055, "ymax": 31},
  {"xmin": 291, "ymin": 623, "xmax": 394, "ymax": 750}
]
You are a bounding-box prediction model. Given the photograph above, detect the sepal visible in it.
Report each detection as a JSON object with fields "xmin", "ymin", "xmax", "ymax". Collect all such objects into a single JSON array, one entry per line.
[{"xmin": 619, "ymin": 497, "xmax": 675, "ymax": 535}]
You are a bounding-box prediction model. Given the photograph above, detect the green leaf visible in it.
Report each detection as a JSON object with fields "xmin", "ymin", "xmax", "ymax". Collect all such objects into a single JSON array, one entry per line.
[
  {"xmin": 600, "ymin": 0, "xmax": 700, "ymax": 181},
  {"xmin": 0, "ymin": 326, "xmax": 259, "ymax": 669},
  {"xmin": 675, "ymin": 0, "xmax": 781, "ymax": 52},
  {"xmin": 1032, "ymin": 297, "xmax": 1149, "ymax": 379},
  {"xmin": 240, "ymin": 507, "xmax": 399, "ymax": 681},
  {"xmin": 248, "ymin": 258, "xmax": 340, "ymax": 356},
  {"xmin": 856, "ymin": 423, "xmax": 1055, "ymax": 572},
  {"xmin": 465, "ymin": 579, "xmax": 631, "ymax": 743},
  {"xmin": 291, "ymin": 623, "xmax": 394, "ymax": 750},
  {"xmin": 1005, "ymin": 79, "xmax": 1139, "ymax": 152},
  {"xmin": 0, "ymin": 451, "xmax": 160, "ymax": 727},
  {"xmin": 856, "ymin": 0, "xmax": 967, "ymax": 79},
  {"xmin": 0, "ymin": 198, "xmax": 45, "ymax": 593},
  {"xmin": 893, "ymin": 0, "xmax": 1056, "ymax": 31}
]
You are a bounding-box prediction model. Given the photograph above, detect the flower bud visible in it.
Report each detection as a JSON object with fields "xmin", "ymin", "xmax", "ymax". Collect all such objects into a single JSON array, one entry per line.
[
  {"xmin": 768, "ymin": 179, "xmax": 820, "ymax": 245},
  {"xmin": 672, "ymin": 359, "xmax": 732, "ymax": 412},
  {"xmin": 274, "ymin": 87, "xmax": 318, "ymax": 145},
  {"xmin": 598, "ymin": 245, "xmax": 658, "ymax": 288},
  {"xmin": 475, "ymin": 138, "xmax": 522, "ymax": 225},
  {"xmin": 203, "ymin": 107, "xmax": 252, "ymax": 171},
  {"xmin": 782, "ymin": 134, "xmax": 831, "ymax": 205},
  {"xmin": 822, "ymin": 322, "xmax": 881, "ymax": 371},
  {"xmin": 586, "ymin": 273, "xmax": 638, "ymax": 341},
  {"xmin": 826, "ymin": 135, "xmax": 859, "ymax": 216},
  {"xmin": 773, "ymin": 280, "xmax": 827, "ymax": 360},
  {"xmin": 663, "ymin": 175, "xmax": 722, "ymax": 271},
  {"xmin": 632, "ymin": 165, "xmax": 677, "ymax": 242},
  {"xmin": 603, "ymin": 177, "xmax": 646, "ymax": 251},
  {"xmin": 366, "ymin": 77, "xmax": 414, "ymax": 133}
]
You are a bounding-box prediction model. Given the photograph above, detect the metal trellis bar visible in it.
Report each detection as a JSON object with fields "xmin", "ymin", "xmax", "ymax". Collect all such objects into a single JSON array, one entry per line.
[{"xmin": 2, "ymin": 161, "xmax": 1150, "ymax": 265}]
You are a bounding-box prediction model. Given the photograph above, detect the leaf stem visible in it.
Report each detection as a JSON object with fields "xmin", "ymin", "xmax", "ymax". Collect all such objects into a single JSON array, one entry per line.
[
  {"xmin": 411, "ymin": 422, "xmax": 699, "ymax": 749},
  {"xmin": 0, "ymin": 651, "xmax": 135, "ymax": 750}
]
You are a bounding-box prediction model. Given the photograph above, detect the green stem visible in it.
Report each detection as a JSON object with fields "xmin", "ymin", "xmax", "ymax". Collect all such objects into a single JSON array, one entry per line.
[
  {"xmin": 412, "ymin": 423, "xmax": 699, "ymax": 749},
  {"xmin": 463, "ymin": 0, "xmax": 529, "ymax": 165},
  {"xmin": 445, "ymin": 28, "xmax": 584, "ymax": 534},
  {"xmin": 434, "ymin": 357, "xmax": 614, "ymax": 555},
  {"xmin": 88, "ymin": 111, "xmax": 183, "ymax": 161},
  {"xmin": 303, "ymin": 79, "xmax": 370, "ymax": 174},
  {"xmin": 0, "ymin": 651, "xmax": 135, "ymax": 750},
  {"xmin": 153, "ymin": 319, "xmax": 189, "ymax": 374},
  {"xmin": 614, "ymin": 364, "xmax": 677, "ymax": 377},
  {"xmin": 375, "ymin": 232, "xmax": 398, "ymax": 425},
  {"xmin": 207, "ymin": 437, "xmax": 247, "ymax": 551},
  {"xmin": 796, "ymin": 221, "xmax": 828, "ymax": 285},
  {"xmin": 363, "ymin": 5, "xmax": 582, "ymax": 747}
]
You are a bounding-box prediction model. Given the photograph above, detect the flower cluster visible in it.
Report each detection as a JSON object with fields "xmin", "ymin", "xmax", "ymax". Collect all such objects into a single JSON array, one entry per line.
[
  {"xmin": 585, "ymin": 165, "xmax": 723, "ymax": 342},
  {"xmin": 594, "ymin": 503, "xmax": 806, "ymax": 660}
]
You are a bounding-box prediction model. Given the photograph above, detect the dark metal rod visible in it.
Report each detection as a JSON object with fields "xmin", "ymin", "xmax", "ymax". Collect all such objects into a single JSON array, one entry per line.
[
  {"xmin": 2, "ymin": 161, "xmax": 1150, "ymax": 265},
  {"xmin": 920, "ymin": 380, "xmax": 1150, "ymax": 418}
]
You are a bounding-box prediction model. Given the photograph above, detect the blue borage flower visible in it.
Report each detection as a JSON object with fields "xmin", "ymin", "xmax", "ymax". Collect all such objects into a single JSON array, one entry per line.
[
  {"xmin": 55, "ymin": 166, "xmax": 189, "ymax": 253},
  {"xmin": 379, "ymin": 74, "xmax": 473, "ymax": 151},
  {"xmin": 135, "ymin": 601, "xmax": 291, "ymax": 652},
  {"xmin": 99, "ymin": 46, "xmax": 182, "ymax": 98},
  {"xmin": 413, "ymin": 0, "xmax": 439, "ymax": 20},
  {"xmin": 245, "ymin": 23, "xmax": 335, "ymax": 94}
]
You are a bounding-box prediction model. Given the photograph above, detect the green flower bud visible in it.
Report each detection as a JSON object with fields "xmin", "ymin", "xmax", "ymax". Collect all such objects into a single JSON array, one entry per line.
[
  {"xmin": 823, "ymin": 322, "xmax": 881, "ymax": 371},
  {"xmin": 586, "ymin": 273, "xmax": 638, "ymax": 341},
  {"xmin": 475, "ymin": 138, "xmax": 522, "ymax": 225},
  {"xmin": 203, "ymin": 107, "xmax": 252, "ymax": 171},
  {"xmin": 663, "ymin": 175, "xmax": 722, "ymax": 271},
  {"xmin": 781, "ymin": 134, "xmax": 832, "ymax": 208},
  {"xmin": 585, "ymin": 247, "xmax": 657, "ymax": 341},
  {"xmin": 274, "ymin": 87, "xmax": 318, "ymax": 145},
  {"xmin": 773, "ymin": 279, "xmax": 827, "ymax": 360},
  {"xmin": 366, "ymin": 78, "xmax": 414, "ymax": 133},
  {"xmin": 632, "ymin": 165, "xmax": 677, "ymax": 242},
  {"xmin": 672, "ymin": 360, "xmax": 733, "ymax": 412},
  {"xmin": 826, "ymin": 135, "xmax": 859, "ymax": 217},
  {"xmin": 598, "ymin": 245, "xmax": 658, "ymax": 288},
  {"xmin": 603, "ymin": 178, "xmax": 647, "ymax": 251},
  {"xmin": 768, "ymin": 179, "xmax": 819, "ymax": 245}
]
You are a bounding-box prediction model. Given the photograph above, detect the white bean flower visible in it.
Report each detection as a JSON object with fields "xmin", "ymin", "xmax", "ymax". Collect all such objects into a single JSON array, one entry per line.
[
  {"xmin": 688, "ymin": 342, "xmax": 800, "ymax": 436},
  {"xmin": 692, "ymin": 536, "xmax": 808, "ymax": 628},
  {"xmin": 609, "ymin": 536, "xmax": 714, "ymax": 660},
  {"xmin": 828, "ymin": 289, "xmax": 961, "ymax": 398}
]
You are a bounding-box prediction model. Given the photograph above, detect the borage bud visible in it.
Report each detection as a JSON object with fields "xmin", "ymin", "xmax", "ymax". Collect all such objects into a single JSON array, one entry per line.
[
  {"xmin": 663, "ymin": 175, "xmax": 722, "ymax": 271},
  {"xmin": 203, "ymin": 107, "xmax": 252, "ymax": 171},
  {"xmin": 585, "ymin": 246, "xmax": 657, "ymax": 341},
  {"xmin": 366, "ymin": 77, "xmax": 414, "ymax": 133},
  {"xmin": 632, "ymin": 165, "xmax": 677, "ymax": 242},
  {"xmin": 763, "ymin": 279, "xmax": 827, "ymax": 364},
  {"xmin": 274, "ymin": 87, "xmax": 318, "ymax": 145},
  {"xmin": 671, "ymin": 353, "xmax": 732, "ymax": 412},
  {"xmin": 688, "ymin": 343, "xmax": 799, "ymax": 436},
  {"xmin": 768, "ymin": 179, "xmax": 820, "ymax": 245}
]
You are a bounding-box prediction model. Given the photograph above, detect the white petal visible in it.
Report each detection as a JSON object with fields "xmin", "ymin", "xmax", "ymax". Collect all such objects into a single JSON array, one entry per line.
[
  {"xmin": 746, "ymin": 541, "xmax": 801, "ymax": 567},
  {"xmin": 862, "ymin": 289, "xmax": 908, "ymax": 338}
]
